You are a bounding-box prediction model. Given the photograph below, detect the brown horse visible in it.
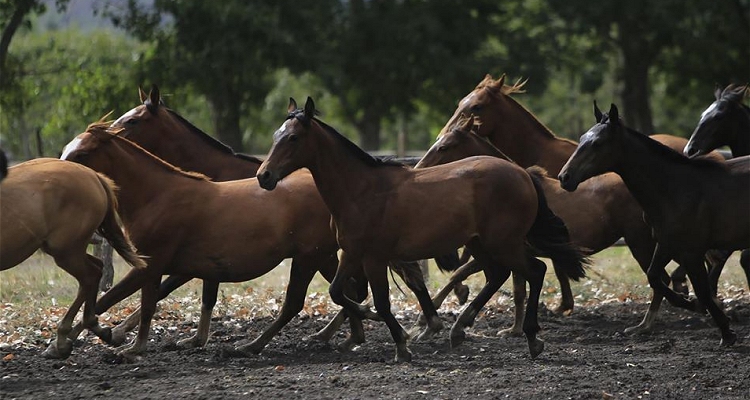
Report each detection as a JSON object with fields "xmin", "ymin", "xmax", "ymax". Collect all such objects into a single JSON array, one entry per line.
[
  {"xmin": 437, "ymin": 74, "xmax": 728, "ymax": 333},
  {"xmin": 0, "ymin": 158, "xmax": 145, "ymax": 359},
  {"xmin": 101, "ymin": 85, "xmax": 457, "ymax": 347},
  {"xmin": 559, "ymin": 103, "xmax": 749, "ymax": 346},
  {"xmin": 683, "ymin": 83, "xmax": 750, "ymax": 290},
  {"xmin": 257, "ymin": 97, "xmax": 587, "ymax": 361},
  {"xmin": 60, "ymin": 123, "xmax": 347, "ymax": 356}
]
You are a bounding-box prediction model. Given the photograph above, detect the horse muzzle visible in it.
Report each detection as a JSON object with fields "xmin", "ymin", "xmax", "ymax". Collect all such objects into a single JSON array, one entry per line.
[
  {"xmin": 257, "ymin": 170, "xmax": 279, "ymax": 191},
  {"xmin": 557, "ymin": 172, "xmax": 579, "ymax": 192}
]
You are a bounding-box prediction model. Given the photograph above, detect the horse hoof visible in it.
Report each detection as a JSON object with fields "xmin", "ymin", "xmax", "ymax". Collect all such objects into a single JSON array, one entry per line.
[
  {"xmin": 450, "ymin": 327, "xmax": 466, "ymax": 348},
  {"xmin": 109, "ymin": 328, "xmax": 128, "ymax": 346},
  {"xmin": 528, "ymin": 338, "xmax": 545, "ymax": 359},
  {"xmin": 395, "ymin": 348, "xmax": 412, "ymax": 363},
  {"xmin": 720, "ymin": 331, "xmax": 737, "ymax": 347},
  {"xmin": 455, "ymin": 285, "xmax": 470, "ymax": 305},
  {"xmin": 624, "ymin": 325, "xmax": 650, "ymax": 336},
  {"xmin": 42, "ymin": 340, "xmax": 72, "ymax": 359},
  {"xmin": 554, "ymin": 305, "xmax": 574, "ymax": 316},
  {"xmin": 116, "ymin": 345, "xmax": 144, "ymax": 361},
  {"xmin": 236, "ymin": 342, "xmax": 263, "ymax": 355},
  {"xmin": 672, "ymin": 282, "xmax": 689, "ymax": 296},
  {"xmin": 177, "ymin": 335, "xmax": 206, "ymax": 349},
  {"xmin": 497, "ymin": 327, "xmax": 524, "ymax": 338},
  {"xmin": 415, "ymin": 313, "xmax": 427, "ymax": 328}
]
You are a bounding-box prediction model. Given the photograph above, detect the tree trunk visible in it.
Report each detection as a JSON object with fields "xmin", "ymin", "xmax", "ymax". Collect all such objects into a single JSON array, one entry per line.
[
  {"xmin": 208, "ymin": 94, "xmax": 244, "ymax": 152},
  {"xmin": 355, "ymin": 108, "xmax": 382, "ymax": 150},
  {"xmin": 0, "ymin": 0, "xmax": 33, "ymax": 87},
  {"xmin": 618, "ymin": 55, "xmax": 654, "ymax": 135}
]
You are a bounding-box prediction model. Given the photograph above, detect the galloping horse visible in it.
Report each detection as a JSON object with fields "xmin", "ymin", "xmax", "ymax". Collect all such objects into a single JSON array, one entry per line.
[
  {"xmin": 559, "ymin": 103, "xmax": 749, "ymax": 346},
  {"xmin": 60, "ymin": 123, "xmax": 349, "ymax": 356},
  {"xmin": 437, "ymin": 74, "xmax": 727, "ymax": 334},
  {"xmin": 683, "ymin": 83, "xmax": 750, "ymax": 290},
  {"xmin": 1, "ymin": 158, "xmax": 145, "ymax": 359},
  {"xmin": 257, "ymin": 97, "xmax": 587, "ymax": 361},
  {"xmin": 99, "ymin": 85, "xmax": 456, "ymax": 348}
]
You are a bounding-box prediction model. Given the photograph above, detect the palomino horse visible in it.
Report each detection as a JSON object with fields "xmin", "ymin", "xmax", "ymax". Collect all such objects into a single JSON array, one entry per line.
[
  {"xmin": 437, "ymin": 74, "xmax": 727, "ymax": 333},
  {"xmin": 101, "ymin": 84, "xmax": 459, "ymax": 348},
  {"xmin": 61, "ymin": 123, "xmax": 437, "ymax": 356},
  {"xmin": 257, "ymin": 97, "xmax": 587, "ymax": 361},
  {"xmin": 0, "ymin": 158, "xmax": 145, "ymax": 358},
  {"xmin": 559, "ymin": 103, "xmax": 749, "ymax": 346},
  {"xmin": 684, "ymin": 83, "xmax": 750, "ymax": 290}
]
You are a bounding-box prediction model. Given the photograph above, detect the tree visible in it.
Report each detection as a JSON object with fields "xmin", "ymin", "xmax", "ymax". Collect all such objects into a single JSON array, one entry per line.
[{"xmin": 548, "ymin": 0, "xmax": 750, "ymax": 135}]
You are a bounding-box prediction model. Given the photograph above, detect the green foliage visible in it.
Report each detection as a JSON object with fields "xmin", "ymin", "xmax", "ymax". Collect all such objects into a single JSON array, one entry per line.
[{"xmin": 1, "ymin": 28, "xmax": 149, "ymax": 157}]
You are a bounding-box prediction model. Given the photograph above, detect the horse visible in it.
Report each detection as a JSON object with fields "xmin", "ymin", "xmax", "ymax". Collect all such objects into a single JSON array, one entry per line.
[
  {"xmin": 437, "ymin": 73, "xmax": 729, "ymax": 334},
  {"xmin": 683, "ymin": 83, "xmax": 750, "ymax": 290},
  {"xmin": 559, "ymin": 103, "xmax": 749, "ymax": 346},
  {"xmin": 0, "ymin": 148, "xmax": 7, "ymax": 181},
  {"xmin": 257, "ymin": 97, "xmax": 587, "ymax": 361},
  {"xmin": 0, "ymin": 158, "xmax": 145, "ymax": 359},
  {"xmin": 98, "ymin": 84, "xmax": 461, "ymax": 347},
  {"xmin": 685, "ymin": 84, "xmax": 750, "ymax": 159},
  {"xmin": 417, "ymin": 114, "xmax": 667, "ymax": 334}
]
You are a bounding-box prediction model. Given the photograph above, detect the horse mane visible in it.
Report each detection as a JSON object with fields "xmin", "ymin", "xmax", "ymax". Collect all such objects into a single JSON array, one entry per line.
[
  {"xmin": 300, "ymin": 113, "xmax": 406, "ymax": 168},
  {"xmin": 165, "ymin": 109, "xmax": 264, "ymax": 164},
  {"xmin": 86, "ymin": 122, "xmax": 212, "ymax": 182}
]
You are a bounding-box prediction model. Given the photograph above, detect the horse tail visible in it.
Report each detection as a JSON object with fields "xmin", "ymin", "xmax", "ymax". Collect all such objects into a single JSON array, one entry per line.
[
  {"xmin": 526, "ymin": 167, "xmax": 589, "ymax": 281},
  {"xmin": 387, "ymin": 260, "xmax": 425, "ymax": 296},
  {"xmin": 434, "ymin": 250, "xmax": 462, "ymax": 273},
  {"xmin": 95, "ymin": 173, "xmax": 147, "ymax": 269}
]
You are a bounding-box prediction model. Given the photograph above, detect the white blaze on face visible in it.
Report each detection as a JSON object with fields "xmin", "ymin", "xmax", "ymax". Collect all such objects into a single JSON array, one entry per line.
[
  {"xmin": 60, "ymin": 138, "xmax": 82, "ymax": 160},
  {"xmin": 699, "ymin": 102, "xmax": 718, "ymax": 123},
  {"xmin": 273, "ymin": 119, "xmax": 292, "ymax": 141},
  {"xmin": 111, "ymin": 107, "xmax": 139, "ymax": 126}
]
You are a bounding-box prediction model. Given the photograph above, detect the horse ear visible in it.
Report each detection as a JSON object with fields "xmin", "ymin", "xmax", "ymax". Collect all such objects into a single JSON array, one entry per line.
[
  {"xmin": 593, "ymin": 101, "xmax": 603, "ymax": 123},
  {"xmin": 288, "ymin": 97, "xmax": 298, "ymax": 113},
  {"xmin": 146, "ymin": 84, "xmax": 160, "ymax": 113},
  {"xmin": 304, "ymin": 97, "xmax": 316, "ymax": 119},
  {"xmin": 714, "ymin": 84, "xmax": 723, "ymax": 100},
  {"xmin": 139, "ymin": 87, "xmax": 148, "ymax": 103},
  {"xmin": 608, "ymin": 103, "xmax": 620, "ymax": 124}
]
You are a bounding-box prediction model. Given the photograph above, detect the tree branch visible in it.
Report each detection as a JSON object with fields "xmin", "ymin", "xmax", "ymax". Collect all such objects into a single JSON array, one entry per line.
[{"xmin": 0, "ymin": 0, "xmax": 35, "ymax": 86}]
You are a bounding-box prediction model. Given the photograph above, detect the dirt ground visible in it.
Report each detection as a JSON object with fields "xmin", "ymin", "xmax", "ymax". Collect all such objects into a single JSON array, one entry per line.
[{"xmin": 1, "ymin": 295, "xmax": 749, "ymax": 400}]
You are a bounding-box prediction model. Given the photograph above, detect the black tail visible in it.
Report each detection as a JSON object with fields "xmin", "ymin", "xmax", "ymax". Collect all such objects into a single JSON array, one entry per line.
[{"xmin": 526, "ymin": 167, "xmax": 589, "ymax": 281}]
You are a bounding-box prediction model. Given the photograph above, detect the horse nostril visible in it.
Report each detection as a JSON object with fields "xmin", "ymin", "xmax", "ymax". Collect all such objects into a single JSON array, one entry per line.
[{"xmin": 558, "ymin": 173, "xmax": 568, "ymax": 184}]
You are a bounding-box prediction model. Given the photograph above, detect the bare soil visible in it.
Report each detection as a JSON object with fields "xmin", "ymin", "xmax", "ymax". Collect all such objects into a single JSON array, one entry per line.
[{"xmin": 2, "ymin": 298, "xmax": 749, "ymax": 399}]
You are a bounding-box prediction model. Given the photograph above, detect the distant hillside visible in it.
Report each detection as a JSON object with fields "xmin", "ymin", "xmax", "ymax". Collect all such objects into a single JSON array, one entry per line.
[{"xmin": 35, "ymin": 0, "xmax": 154, "ymax": 32}]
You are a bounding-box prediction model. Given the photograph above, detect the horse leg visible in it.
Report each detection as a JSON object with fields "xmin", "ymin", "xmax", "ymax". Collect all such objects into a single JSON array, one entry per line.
[
  {"xmin": 238, "ymin": 256, "xmax": 323, "ymax": 354},
  {"xmin": 670, "ymin": 266, "xmax": 690, "ymax": 296},
  {"xmin": 553, "ymin": 260, "xmax": 574, "ymax": 315},
  {"xmin": 497, "ymin": 273, "xmax": 525, "ymax": 337},
  {"xmin": 519, "ymin": 256, "xmax": 547, "ymax": 358},
  {"xmin": 435, "ymin": 250, "xmax": 470, "ymax": 305},
  {"xmin": 42, "ymin": 253, "xmax": 102, "ymax": 359},
  {"xmin": 450, "ymin": 242, "xmax": 511, "ymax": 349},
  {"xmin": 363, "ymin": 258, "xmax": 411, "ymax": 362},
  {"xmin": 328, "ymin": 252, "xmax": 380, "ymax": 321},
  {"xmin": 682, "ymin": 255, "xmax": 736, "ymax": 346},
  {"xmin": 388, "ymin": 261, "xmax": 443, "ymax": 341},
  {"xmin": 741, "ymin": 250, "xmax": 750, "ymax": 289},
  {"xmin": 177, "ymin": 279, "xmax": 219, "ymax": 348},
  {"xmin": 417, "ymin": 259, "xmax": 481, "ymax": 328},
  {"xmin": 111, "ymin": 274, "xmax": 193, "ymax": 345},
  {"xmin": 118, "ymin": 276, "xmax": 161, "ymax": 356},
  {"xmin": 706, "ymin": 249, "xmax": 732, "ymax": 296},
  {"xmin": 646, "ymin": 245, "xmax": 698, "ymax": 311},
  {"xmin": 624, "ymin": 289, "xmax": 664, "ymax": 335}
]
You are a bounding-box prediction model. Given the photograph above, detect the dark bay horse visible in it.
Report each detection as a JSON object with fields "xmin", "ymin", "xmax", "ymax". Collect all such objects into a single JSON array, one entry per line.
[
  {"xmin": 683, "ymin": 83, "xmax": 750, "ymax": 290},
  {"xmin": 0, "ymin": 148, "xmax": 7, "ymax": 181},
  {"xmin": 559, "ymin": 103, "xmax": 749, "ymax": 346},
  {"xmin": 257, "ymin": 97, "xmax": 587, "ymax": 361},
  {"xmin": 0, "ymin": 158, "xmax": 145, "ymax": 359},
  {"xmin": 60, "ymin": 123, "xmax": 351, "ymax": 356},
  {"xmin": 437, "ymin": 74, "xmax": 728, "ymax": 332},
  {"xmin": 102, "ymin": 85, "xmax": 458, "ymax": 348}
]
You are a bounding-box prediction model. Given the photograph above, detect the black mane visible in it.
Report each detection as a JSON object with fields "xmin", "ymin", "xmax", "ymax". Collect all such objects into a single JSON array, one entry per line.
[
  {"xmin": 289, "ymin": 110, "xmax": 406, "ymax": 168},
  {"xmin": 166, "ymin": 109, "xmax": 264, "ymax": 164}
]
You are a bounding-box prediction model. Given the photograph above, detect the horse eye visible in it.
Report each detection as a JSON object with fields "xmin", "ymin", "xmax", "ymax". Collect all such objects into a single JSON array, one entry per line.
[
  {"xmin": 288, "ymin": 134, "xmax": 298, "ymax": 142},
  {"xmin": 437, "ymin": 145, "xmax": 446, "ymax": 152},
  {"xmin": 469, "ymin": 104, "xmax": 483, "ymax": 112},
  {"xmin": 124, "ymin": 119, "xmax": 139, "ymax": 126}
]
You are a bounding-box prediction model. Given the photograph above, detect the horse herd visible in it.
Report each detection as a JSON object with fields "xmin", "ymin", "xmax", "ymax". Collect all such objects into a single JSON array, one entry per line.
[{"xmin": 0, "ymin": 75, "xmax": 748, "ymax": 363}]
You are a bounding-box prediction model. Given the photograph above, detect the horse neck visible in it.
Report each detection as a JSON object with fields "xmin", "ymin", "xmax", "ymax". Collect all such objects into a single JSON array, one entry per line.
[
  {"xmin": 492, "ymin": 97, "xmax": 578, "ymax": 174},
  {"xmin": 305, "ymin": 131, "xmax": 395, "ymax": 217},
  {"xmin": 729, "ymin": 105, "xmax": 750, "ymax": 157},
  {"xmin": 155, "ymin": 127, "xmax": 261, "ymax": 180}
]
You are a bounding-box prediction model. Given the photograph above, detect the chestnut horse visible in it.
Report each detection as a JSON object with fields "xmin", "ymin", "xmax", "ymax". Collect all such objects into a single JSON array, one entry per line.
[
  {"xmin": 559, "ymin": 103, "xmax": 749, "ymax": 346},
  {"xmin": 257, "ymin": 97, "xmax": 587, "ymax": 361},
  {"xmin": 101, "ymin": 85, "xmax": 459, "ymax": 347},
  {"xmin": 683, "ymin": 83, "xmax": 750, "ymax": 290},
  {"xmin": 60, "ymin": 123, "xmax": 346, "ymax": 356},
  {"xmin": 1, "ymin": 158, "xmax": 145, "ymax": 359},
  {"xmin": 437, "ymin": 74, "xmax": 727, "ymax": 333}
]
